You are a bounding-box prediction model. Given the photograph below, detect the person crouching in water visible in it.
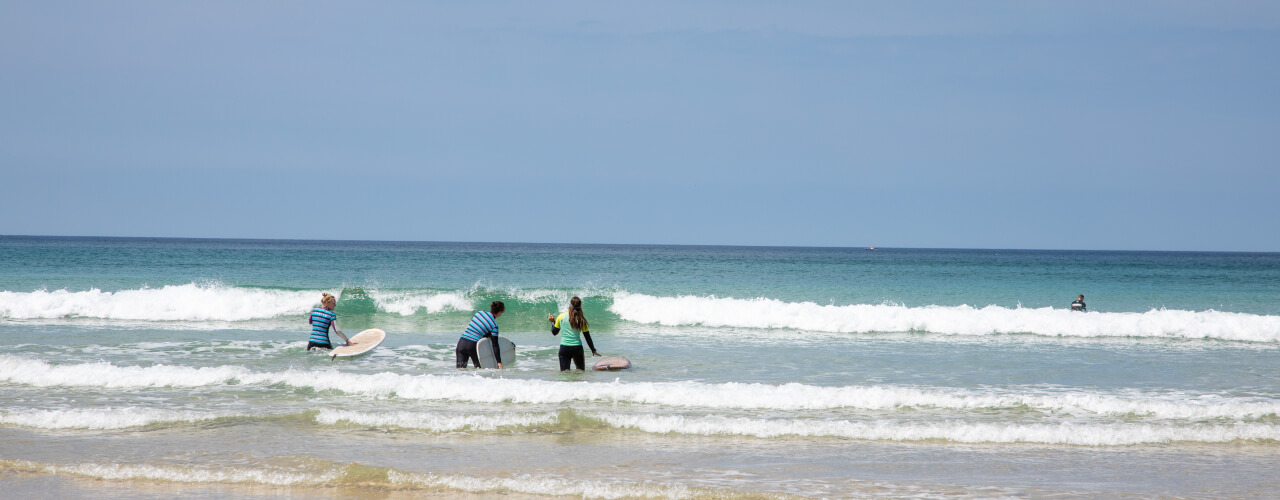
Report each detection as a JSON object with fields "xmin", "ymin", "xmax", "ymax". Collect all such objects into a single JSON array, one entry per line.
[
  {"xmin": 547, "ymin": 296, "xmax": 600, "ymax": 371},
  {"xmin": 1071, "ymin": 294, "xmax": 1087, "ymax": 312},
  {"xmin": 457, "ymin": 301, "xmax": 505, "ymax": 369},
  {"xmin": 308, "ymin": 292, "xmax": 351, "ymax": 350}
]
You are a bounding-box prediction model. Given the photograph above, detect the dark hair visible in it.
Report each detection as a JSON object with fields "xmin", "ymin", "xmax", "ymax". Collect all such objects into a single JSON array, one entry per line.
[
  {"xmin": 568, "ymin": 296, "xmax": 585, "ymax": 330},
  {"xmin": 490, "ymin": 300, "xmax": 505, "ymax": 315}
]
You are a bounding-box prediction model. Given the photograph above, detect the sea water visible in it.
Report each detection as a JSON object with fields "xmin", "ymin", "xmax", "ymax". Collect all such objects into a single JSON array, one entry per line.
[{"xmin": 1, "ymin": 236, "xmax": 1278, "ymax": 498}]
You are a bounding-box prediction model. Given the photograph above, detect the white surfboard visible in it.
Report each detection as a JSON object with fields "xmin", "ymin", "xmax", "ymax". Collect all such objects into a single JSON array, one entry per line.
[
  {"xmin": 330, "ymin": 328, "xmax": 386, "ymax": 359},
  {"xmin": 475, "ymin": 336, "xmax": 515, "ymax": 369},
  {"xmin": 593, "ymin": 356, "xmax": 631, "ymax": 371}
]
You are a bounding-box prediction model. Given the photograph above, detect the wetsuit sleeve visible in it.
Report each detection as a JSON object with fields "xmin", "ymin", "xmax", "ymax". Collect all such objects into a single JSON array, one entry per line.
[
  {"xmin": 582, "ymin": 331, "xmax": 597, "ymax": 354},
  {"xmin": 551, "ymin": 313, "xmax": 563, "ymax": 336}
]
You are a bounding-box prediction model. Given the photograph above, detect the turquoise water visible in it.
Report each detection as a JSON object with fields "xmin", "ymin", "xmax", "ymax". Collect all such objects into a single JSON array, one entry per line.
[{"xmin": 2, "ymin": 236, "xmax": 1279, "ymax": 498}]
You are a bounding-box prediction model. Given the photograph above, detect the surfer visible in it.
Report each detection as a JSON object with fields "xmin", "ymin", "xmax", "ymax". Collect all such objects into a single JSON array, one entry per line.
[
  {"xmin": 547, "ymin": 296, "xmax": 600, "ymax": 371},
  {"xmin": 457, "ymin": 301, "xmax": 505, "ymax": 369},
  {"xmin": 307, "ymin": 293, "xmax": 351, "ymax": 350},
  {"xmin": 1071, "ymin": 294, "xmax": 1087, "ymax": 312}
]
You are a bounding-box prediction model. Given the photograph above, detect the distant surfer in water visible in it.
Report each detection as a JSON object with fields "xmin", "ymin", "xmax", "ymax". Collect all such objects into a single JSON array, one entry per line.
[
  {"xmin": 307, "ymin": 293, "xmax": 351, "ymax": 350},
  {"xmin": 458, "ymin": 301, "xmax": 505, "ymax": 369},
  {"xmin": 1071, "ymin": 294, "xmax": 1087, "ymax": 312},
  {"xmin": 548, "ymin": 296, "xmax": 600, "ymax": 371}
]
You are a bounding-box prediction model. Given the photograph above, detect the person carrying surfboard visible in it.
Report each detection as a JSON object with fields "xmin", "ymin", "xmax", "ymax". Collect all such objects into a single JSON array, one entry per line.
[
  {"xmin": 307, "ymin": 292, "xmax": 351, "ymax": 350},
  {"xmin": 457, "ymin": 301, "xmax": 505, "ymax": 369},
  {"xmin": 547, "ymin": 296, "xmax": 600, "ymax": 371}
]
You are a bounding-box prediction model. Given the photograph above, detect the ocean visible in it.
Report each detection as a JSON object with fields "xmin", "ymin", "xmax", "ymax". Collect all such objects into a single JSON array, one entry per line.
[{"xmin": 1, "ymin": 236, "xmax": 1278, "ymax": 499}]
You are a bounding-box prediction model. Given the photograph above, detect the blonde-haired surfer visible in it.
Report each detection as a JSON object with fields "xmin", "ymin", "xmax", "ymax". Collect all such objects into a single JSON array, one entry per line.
[{"xmin": 307, "ymin": 292, "xmax": 351, "ymax": 350}]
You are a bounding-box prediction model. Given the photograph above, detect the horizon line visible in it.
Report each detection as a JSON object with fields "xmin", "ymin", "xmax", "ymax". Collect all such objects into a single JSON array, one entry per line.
[{"xmin": 2, "ymin": 233, "xmax": 1275, "ymax": 255}]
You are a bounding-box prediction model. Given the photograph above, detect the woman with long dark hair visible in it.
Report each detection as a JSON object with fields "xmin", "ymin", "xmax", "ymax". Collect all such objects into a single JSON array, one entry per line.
[{"xmin": 547, "ymin": 296, "xmax": 600, "ymax": 371}]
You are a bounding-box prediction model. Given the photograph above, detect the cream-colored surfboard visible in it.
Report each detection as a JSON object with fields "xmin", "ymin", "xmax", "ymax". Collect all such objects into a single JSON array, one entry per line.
[
  {"xmin": 330, "ymin": 328, "xmax": 386, "ymax": 360},
  {"xmin": 592, "ymin": 356, "xmax": 631, "ymax": 370}
]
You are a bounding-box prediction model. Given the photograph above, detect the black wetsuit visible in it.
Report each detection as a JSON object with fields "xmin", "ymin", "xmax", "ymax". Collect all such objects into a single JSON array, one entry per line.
[
  {"xmin": 551, "ymin": 318, "xmax": 597, "ymax": 371},
  {"xmin": 456, "ymin": 310, "xmax": 502, "ymax": 368},
  {"xmin": 1071, "ymin": 299, "xmax": 1086, "ymax": 312}
]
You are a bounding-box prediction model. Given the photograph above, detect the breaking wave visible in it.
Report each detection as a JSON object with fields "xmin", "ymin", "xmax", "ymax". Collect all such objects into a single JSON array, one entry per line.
[
  {"xmin": 0, "ymin": 283, "xmax": 325, "ymax": 321},
  {"xmin": 4, "ymin": 284, "xmax": 1279, "ymax": 342},
  {"xmin": 610, "ymin": 292, "xmax": 1280, "ymax": 342}
]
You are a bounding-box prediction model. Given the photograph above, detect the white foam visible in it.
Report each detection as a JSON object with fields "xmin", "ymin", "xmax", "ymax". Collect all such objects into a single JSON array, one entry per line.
[
  {"xmin": 0, "ymin": 283, "xmax": 327, "ymax": 321},
  {"xmin": 0, "ymin": 356, "xmax": 252, "ymax": 388},
  {"xmin": 0, "ymin": 408, "xmax": 229, "ymax": 430},
  {"xmin": 308, "ymin": 407, "xmax": 1280, "ymax": 445},
  {"xmin": 49, "ymin": 462, "xmax": 336, "ymax": 486},
  {"xmin": 388, "ymin": 470, "xmax": 696, "ymax": 499},
  {"xmin": 5, "ymin": 356, "xmax": 1278, "ymax": 421},
  {"xmin": 21, "ymin": 460, "xmax": 703, "ymax": 499},
  {"xmin": 316, "ymin": 409, "xmax": 556, "ymax": 431},
  {"xmin": 311, "ymin": 408, "xmax": 1280, "ymax": 445},
  {"xmin": 368, "ymin": 290, "xmax": 473, "ymax": 315},
  {"xmin": 610, "ymin": 292, "xmax": 1280, "ymax": 342},
  {"xmin": 593, "ymin": 413, "xmax": 1280, "ymax": 445}
]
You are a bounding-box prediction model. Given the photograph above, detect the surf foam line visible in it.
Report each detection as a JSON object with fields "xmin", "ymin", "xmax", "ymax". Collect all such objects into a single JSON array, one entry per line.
[
  {"xmin": 317, "ymin": 409, "xmax": 559, "ymax": 432},
  {"xmin": 385, "ymin": 470, "xmax": 714, "ymax": 499},
  {"xmin": 5, "ymin": 356, "xmax": 1278, "ymax": 420},
  {"xmin": 7, "ymin": 460, "xmax": 722, "ymax": 499},
  {"xmin": 312, "ymin": 409, "xmax": 1280, "ymax": 445},
  {"xmin": 319, "ymin": 410, "xmax": 1280, "ymax": 446},
  {"xmin": 37, "ymin": 462, "xmax": 339, "ymax": 487},
  {"xmin": 610, "ymin": 292, "xmax": 1280, "ymax": 342},
  {"xmin": 0, "ymin": 408, "xmax": 235, "ymax": 430},
  {"xmin": 591, "ymin": 413, "xmax": 1280, "ymax": 446}
]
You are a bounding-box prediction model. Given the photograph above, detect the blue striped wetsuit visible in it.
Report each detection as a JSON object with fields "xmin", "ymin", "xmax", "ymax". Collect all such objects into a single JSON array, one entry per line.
[
  {"xmin": 308, "ymin": 307, "xmax": 337, "ymax": 349},
  {"xmin": 457, "ymin": 310, "xmax": 501, "ymax": 367}
]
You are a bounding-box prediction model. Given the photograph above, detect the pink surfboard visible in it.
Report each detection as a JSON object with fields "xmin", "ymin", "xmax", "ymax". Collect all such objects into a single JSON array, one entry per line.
[{"xmin": 592, "ymin": 356, "xmax": 631, "ymax": 371}]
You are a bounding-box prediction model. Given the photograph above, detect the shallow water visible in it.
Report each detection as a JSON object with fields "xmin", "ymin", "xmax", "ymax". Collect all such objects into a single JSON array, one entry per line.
[{"xmin": 2, "ymin": 237, "xmax": 1278, "ymax": 498}]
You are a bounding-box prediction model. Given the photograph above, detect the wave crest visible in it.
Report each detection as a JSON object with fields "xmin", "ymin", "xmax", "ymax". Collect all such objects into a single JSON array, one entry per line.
[
  {"xmin": 610, "ymin": 292, "xmax": 1280, "ymax": 342},
  {"xmin": 0, "ymin": 284, "xmax": 323, "ymax": 321}
]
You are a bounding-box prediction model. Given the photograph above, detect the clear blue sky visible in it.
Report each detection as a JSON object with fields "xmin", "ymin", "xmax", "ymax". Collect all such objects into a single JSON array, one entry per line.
[{"xmin": 2, "ymin": 1, "xmax": 1278, "ymax": 251}]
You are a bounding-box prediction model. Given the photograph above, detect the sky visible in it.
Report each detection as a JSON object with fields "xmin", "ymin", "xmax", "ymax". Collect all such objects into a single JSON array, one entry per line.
[{"xmin": 2, "ymin": 1, "xmax": 1278, "ymax": 251}]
